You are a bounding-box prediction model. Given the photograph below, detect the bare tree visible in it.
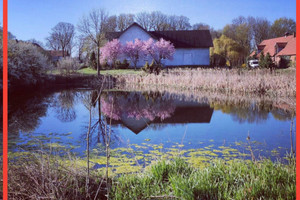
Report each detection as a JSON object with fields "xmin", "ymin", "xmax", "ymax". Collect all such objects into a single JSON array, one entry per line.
[
  {"xmin": 77, "ymin": 9, "xmax": 109, "ymax": 77},
  {"xmin": 47, "ymin": 22, "xmax": 75, "ymax": 57},
  {"xmin": 46, "ymin": 33, "xmax": 60, "ymax": 51},
  {"xmin": 135, "ymin": 12, "xmax": 152, "ymax": 31},
  {"xmin": 192, "ymin": 23, "xmax": 210, "ymax": 30},
  {"xmin": 176, "ymin": 15, "xmax": 191, "ymax": 30},
  {"xmin": 116, "ymin": 13, "xmax": 135, "ymax": 31},
  {"xmin": 151, "ymin": 11, "xmax": 168, "ymax": 31}
]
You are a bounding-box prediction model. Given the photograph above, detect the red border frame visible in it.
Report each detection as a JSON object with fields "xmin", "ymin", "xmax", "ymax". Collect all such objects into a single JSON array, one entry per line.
[
  {"xmin": 296, "ymin": 0, "xmax": 299, "ymax": 199},
  {"xmin": 1, "ymin": 1, "xmax": 299, "ymax": 200},
  {"xmin": 2, "ymin": 0, "xmax": 8, "ymax": 198},
  {"xmin": 2, "ymin": 0, "xmax": 8, "ymax": 197}
]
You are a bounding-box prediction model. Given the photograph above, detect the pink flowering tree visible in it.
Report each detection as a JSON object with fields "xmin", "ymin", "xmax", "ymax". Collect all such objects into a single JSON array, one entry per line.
[
  {"xmin": 100, "ymin": 39, "xmax": 123, "ymax": 68},
  {"xmin": 123, "ymin": 39, "xmax": 146, "ymax": 70},
  {"xmin": 143, "ymin": 38, "xmax": 175, "ymax": 66}
]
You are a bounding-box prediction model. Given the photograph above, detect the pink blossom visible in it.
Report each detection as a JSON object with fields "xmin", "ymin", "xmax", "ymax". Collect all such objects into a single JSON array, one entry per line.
[
  {"xmin": 100, "ymin": 39, "xmax": 123, "ymax": 65},
  {"xmin": 123, "ymin": 39, "xmax": 146, "ymax": 69}
]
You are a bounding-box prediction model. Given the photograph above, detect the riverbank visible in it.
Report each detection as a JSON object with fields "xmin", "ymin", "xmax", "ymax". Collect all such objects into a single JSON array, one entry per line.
[
  {"xmin": 114, "ymin": 68, "xmax": 296, "ymax": 98},
  {"xmin": 7, "ymin": 151, "xmax": 295, "ymax": 199}
]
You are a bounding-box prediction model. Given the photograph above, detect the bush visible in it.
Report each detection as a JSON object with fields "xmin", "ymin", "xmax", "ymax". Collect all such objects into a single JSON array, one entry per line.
[
  {"xmin": 101, "ymin": 59, "xmax": 109, "ymax": 69},
  {"xmin": 5, "ymin": 40, "xmax": 52, "ymax": 87},
  {"xmin": 142, "ymin": 60, "xmax": 162, "ymax": 75},
  {"xmin": 279, "ymin": 57, "xmax": 291, "ymax": 68},
  {"xmin": 114, "ymin": 59, "xmax": 130, "ymax": 69},
  {"xmin": 57, "ymin": 57, "xmax": 80, "ymax": 75},
  {"xmin": 210, "ymin": 53, "xmax": 226, "ymax": 67},
  {"xmin": 89, "ymin": 52, "xmax": 97, "ymax": 70}
]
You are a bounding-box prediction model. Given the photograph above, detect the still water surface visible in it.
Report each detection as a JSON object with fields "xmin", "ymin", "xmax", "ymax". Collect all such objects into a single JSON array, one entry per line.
[{"xmin": 9, "ymin": 88, "xmax": 295, "ymax": 163}]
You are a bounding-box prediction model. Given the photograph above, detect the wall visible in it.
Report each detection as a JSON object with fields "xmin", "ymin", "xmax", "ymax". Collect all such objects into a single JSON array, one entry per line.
[
  {"xmin": 119, "ymin": 25, "xmax": 153, "ymax": 44},
  {"xmin": 117, "ymin": 24, "xmax": 210, "ymax": 67},
  {"xmin": 164, "ymin": 48, "xmax": 210, "ymax": 66}
]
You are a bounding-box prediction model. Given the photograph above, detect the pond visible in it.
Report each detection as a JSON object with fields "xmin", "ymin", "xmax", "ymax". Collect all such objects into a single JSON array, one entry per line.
[{"xmin": 8, "ymin": 87, "xmax": 295, "ymax": 172}]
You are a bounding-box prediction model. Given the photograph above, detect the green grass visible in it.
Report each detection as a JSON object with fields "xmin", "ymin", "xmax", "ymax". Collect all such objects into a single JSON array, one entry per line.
[
  {"xmin": 111, "ymin": 158, "xmax": 295, "ymax": 200},
  {"xmin": 78, "ymin": 68, "xmax": 144, "ymax": 76}
]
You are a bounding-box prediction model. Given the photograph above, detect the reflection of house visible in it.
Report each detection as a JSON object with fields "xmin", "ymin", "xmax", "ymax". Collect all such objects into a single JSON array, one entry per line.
[
  {"xmin": 106, "ymin": 22, "xmax": 213, "ymax": 67},
  {"xmin": 109, "ymin": 105, "xmax": 214, "ymax": 134},
  {"xmin": 250, "ymin": 32, "xmax": 296, "ymax": 64}
]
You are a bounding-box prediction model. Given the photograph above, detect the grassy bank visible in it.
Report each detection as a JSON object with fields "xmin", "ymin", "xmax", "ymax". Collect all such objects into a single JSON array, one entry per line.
[
  {"xmin": 7, "ymin": 151, "xmax": 295, "ymax": 199},
  {"xmin": 77, "ymin": 68, "xmax": 143, "ymax": 76},
  {"xmin": 112, "ymin": 158, "xmax": 295, "ymax": 200},
  {"xmin": 115, "ymin": 68, "xmax": 296, "ymax": 98}
]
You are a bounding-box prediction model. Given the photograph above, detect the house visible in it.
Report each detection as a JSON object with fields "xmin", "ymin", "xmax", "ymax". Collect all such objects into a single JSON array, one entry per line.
[
  {"xmin": 250, "ymin": 32, "xmax": 296, "ymax": 64},
  {"xmin": 47, "ymin": 50, "xmax": 70, "ymax": 62},
  {"xmin": 106, "ymin": 22, "xmax": 213, "ymax": 67}
]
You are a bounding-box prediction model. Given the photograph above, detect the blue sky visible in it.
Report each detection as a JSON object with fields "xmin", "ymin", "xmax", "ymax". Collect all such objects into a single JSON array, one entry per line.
[{"xmin": 2, "ymin": 0, "xmax": 296, "ymax": 46}]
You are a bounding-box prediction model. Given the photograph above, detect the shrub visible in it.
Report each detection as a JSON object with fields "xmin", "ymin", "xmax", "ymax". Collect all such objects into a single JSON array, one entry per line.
[
  {"xmin": 57, "ymin": 57, "xmax": 80, "ymax": 75},
  {"xmin": 5, "ymin": 40, "xmax": 52, "ymax": 87},
  {"xmin": 279, "ymin": 57, "xmax": 291, "ymax": 68},
  {"xmin": 89, "ymin": 51, "xmax": 97, "ymax": 70},
  {"xmin": 101, "ymin": 59, "xmax": 109, "ymax": 69},
  {"xmin": 142, "ymin": 60, "xmax": 162, "ymax": 75}
]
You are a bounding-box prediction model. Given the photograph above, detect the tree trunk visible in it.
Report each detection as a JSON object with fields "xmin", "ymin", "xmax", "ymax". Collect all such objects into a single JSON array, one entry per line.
[{"xmin": 97, "ymin": 47, "xmax": 100, "ymax": 77}]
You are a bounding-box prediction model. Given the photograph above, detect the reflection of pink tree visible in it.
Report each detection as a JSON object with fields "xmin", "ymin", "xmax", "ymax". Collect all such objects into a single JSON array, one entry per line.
[{"xmin": 101, "ymin": 93, "xmax": 176, "ymax": 121}]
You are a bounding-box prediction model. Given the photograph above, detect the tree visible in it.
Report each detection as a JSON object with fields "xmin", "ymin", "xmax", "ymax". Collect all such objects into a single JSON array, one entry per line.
[
  {"xmin": 123, "ymin": 39, "xmax": 145, "ymax": 70},
  {"xmin": 135, "ymin": 12, "xmax": 152, "ymax": 31},
  {"xmin": 259, "ymin": 51, "xmax": 265, "ymax": 68},
  {"xmin": 223, "ymin": 16, "xmax": 252, "ymax": 63},
  {"xmin": 251, "ymin": 17, "xmax": 271, "ymax": 47},
  {"xmin": 100, "ymin": 39, "xmax": 123, "ymax": 68},
  {"xmin": 192, "ymin": 23, "xmax": 210, "ymax": 30},
  {"xmin": 116, "ymin": 14, "xmax": 135, "ymax": 31},
  {"xmin": 89, "ymin": 51, "xmax": 97, "ymax": 69},
  {"xmin": 47, "ymin": 22, "xmax": 75, "ymax": 57},
  {"xmin": 7, "ymin": 40, "xmax": 51, "ymax": 86},
  {"xmin": 151, "ymin": 11, "xmax": 168, "ymax": 31},
  {"xmin": 210, "ymin": 35, "xmax": 242, "ymax": 67},
  {"xmin": 264, "ymin": 52, "xmax": 275, "ymax": 71},
  {"xmin": 143, "ymin": 38, "xmax": 175, "ymax": 66},
  {"xmin": 77, "ymin": 9, "xmax": 109, "ymax": 77},
  {"xmin": 271, "ymin": 17, "xmax": 296, "ymax": 38},
  {"xmin": 176, "ymin": 15, "xmax": 191, "ymax": 30}
]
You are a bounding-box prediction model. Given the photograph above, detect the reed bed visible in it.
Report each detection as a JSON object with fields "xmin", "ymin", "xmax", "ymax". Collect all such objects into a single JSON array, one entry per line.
[{"xmin": 116, "ymin": 68, "xmax": 296, "ymax": 98}]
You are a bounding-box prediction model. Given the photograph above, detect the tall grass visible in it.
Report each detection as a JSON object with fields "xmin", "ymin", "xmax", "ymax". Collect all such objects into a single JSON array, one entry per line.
[
  {"xmin": 7, "ymin": 152, "xmax": 295, "ymax": 199},
  {"xmin": 116, "ymin": 68, "xmax": 296, "ymax": 98},
  {"xmin": 7, "ymin": 151, "xmax": 107, "ymax": 199},
  {"xmin": 111, "ymin": 158, "xmax": 295, "ymax": 200}
]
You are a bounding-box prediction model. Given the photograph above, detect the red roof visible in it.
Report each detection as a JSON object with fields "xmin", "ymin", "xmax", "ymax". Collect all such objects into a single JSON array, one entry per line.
[
  {"xmin": 276, "ymin": 37, "xmax": 296, "ymax": 56},
  {"xmin": 47, "ymin": 50, "xmax": 69, "ymax": 57},
  {"xmin": 250, "ymin": 35, "xmax": 296, "ymax": 57}
]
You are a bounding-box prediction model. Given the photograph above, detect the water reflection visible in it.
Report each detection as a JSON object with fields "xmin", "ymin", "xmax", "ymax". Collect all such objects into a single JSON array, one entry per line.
[
  {"xmin": 101, "ymin": 91, "xmax": 213, "ymax": 134},
  {"xmin": 8, "ymin": 88, "xmax": 295, "ymax": 159},
  {"xmin": 53, "ymin": 90, "xmax": 77, "ymax": 122}
]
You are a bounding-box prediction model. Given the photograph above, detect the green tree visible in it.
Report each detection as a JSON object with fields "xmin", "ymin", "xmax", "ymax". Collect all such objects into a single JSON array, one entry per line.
[
  {"xmin": 89, "ymin": 51, "xmax": 97, "ymax": 70},
  {"xmin": 271, "ymin": 17, "xmax": 296, "ymax": 38},
  {"xmin": 210, "ymin": 35, "xmax": 242, "ymax": 67},
  {"xmin": 259, "ymin": 51, "xmax": 265, "ymax": 68},
  {"xmin": 265, "ymin": 52, "xmax": 275, "ymax": 72}
]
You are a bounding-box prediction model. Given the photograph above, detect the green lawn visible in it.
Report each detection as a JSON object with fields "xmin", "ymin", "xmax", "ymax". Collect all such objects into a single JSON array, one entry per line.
[{"xmin": 78, "ymin": 68, "xmax": 144, "ymax": 75}]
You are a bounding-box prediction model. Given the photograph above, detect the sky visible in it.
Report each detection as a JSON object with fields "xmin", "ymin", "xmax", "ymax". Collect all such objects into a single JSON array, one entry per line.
[{"xmin": 1, "ymin": 0, "xmax": 296, "ymax": 46}]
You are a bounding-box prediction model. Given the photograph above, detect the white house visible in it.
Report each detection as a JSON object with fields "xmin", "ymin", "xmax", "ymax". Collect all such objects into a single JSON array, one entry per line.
[{"xmin": 106, "ymin": 23, "xmax": 213, "ymax": 67}]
